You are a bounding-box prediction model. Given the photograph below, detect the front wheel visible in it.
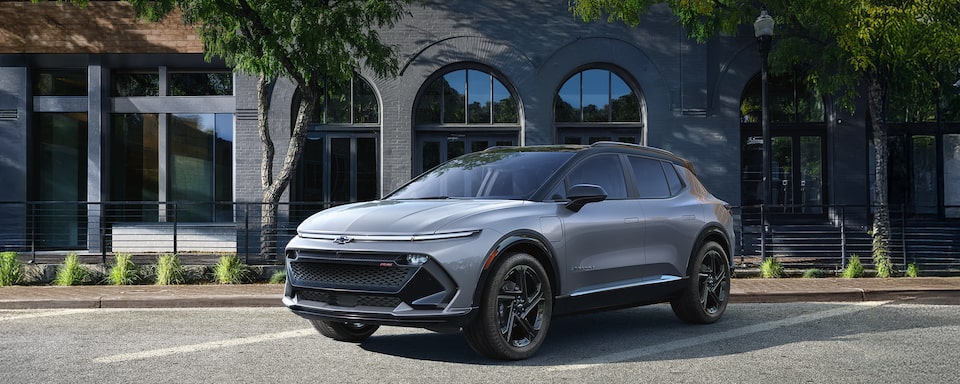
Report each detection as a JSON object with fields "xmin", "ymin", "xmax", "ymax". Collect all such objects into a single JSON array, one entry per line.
[
  {"xmin": 310, "ymin": 320, "xmax": 379, "ymax": 342},
  {"xmin": 671, "ymin": 241, "xmax": 730, "ymax": 324},
  {"xmin": 463, "ymin": 252, "xmax": 552, "ymax": 360}
]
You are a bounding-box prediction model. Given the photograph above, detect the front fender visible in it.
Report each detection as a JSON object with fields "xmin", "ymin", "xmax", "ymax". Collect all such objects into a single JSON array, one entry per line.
[{"xmin": 471, "ymin": 231, "xmax": 559, "ymax": 306}]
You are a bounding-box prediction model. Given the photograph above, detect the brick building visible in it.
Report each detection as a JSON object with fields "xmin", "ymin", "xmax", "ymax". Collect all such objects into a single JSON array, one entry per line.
[{"xmin": 2, "ymin": 2, "xmax": 958, "ymax": 262}]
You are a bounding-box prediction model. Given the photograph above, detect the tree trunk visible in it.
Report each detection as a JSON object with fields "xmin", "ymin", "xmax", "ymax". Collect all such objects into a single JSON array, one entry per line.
[
  {"xmin": 258, "ymin": 77, "xmax": 319, "ymax": 259},
  {"xmin": 866, "ymin": 69, "xmax": 892, "ymax": 271}
]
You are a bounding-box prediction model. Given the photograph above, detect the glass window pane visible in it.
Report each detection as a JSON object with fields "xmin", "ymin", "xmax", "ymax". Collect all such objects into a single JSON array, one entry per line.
[
  {"xmin": 912, "ymin": 135, "xmax": 937, "ymax": 214},
  {"xmin": 112, "ymin": 72, "xmax": 159, "ymax": 96},
  {"xmin": 443, "ymin": 71, "xmax": 466, "ymax": 124},
  {"xmin": 34, "ymin": 69, "xmax": 87, "ymax": 96},
  {"xmin": 581, "ymin": 69, "xmax": 609, "ymax": 122},
  {"xmin": 297, "ymin": 135, "xmax": 326, "ymax": 202},
  {"xmin": 214, "ymin": 114, "xmax": 234, "ymax": 221},
  {"xmin": 326, "ymin": 80, "xmax": 351, "ymax": 124},
  {"xmin": 169, "ymin": 114, "xmax": 215, "ymax": 222},
  {"xmin": 567, "ymin": 155, "xmax": 626, "ymax": 199},
  {"xmin": 110, "ymin": 113, "xmax": 159, "ymax": 222},
  {"xmin": 471, "ymin": 140, "xmax": 490, "ymax": 153},
  {"xmin": 415, "ymin": 79, "xmax": 443, "ymax": 124},
  {"xmin": 354, "ymin": 79, "xmax": 379, "ymax": 123},
  {"xmin": 31, "ymin": 113, "xmax": 87, "ymax": 248},
  {"xmin": 421, "ymin": 140, "xmax": 441, "ymax": 173},
  {"xmin": 610, "ymin": 74, "xmax": 640, "ymax": 121},
  {"xmin": 493, "ymin": 79, "xmax": 517, "ymax": 123},
  {"xmin": 357, "ymin": 137, "xmax": 378, "ymax": 201},
  {"xmin": 468, "ymin": 70, "xmax": 492, "ymax": 124},
  {"xmin": 629, "ymin": 156, "xmax": 670, "ymax": 198},
  {"xmin": 169, "ymin": 72, "xmax": 233, "ymax": 96},
  {"xmin": 330, "ymin": 138, "xmax": 351, "ymax": 202},
  {"xmin": 556, "ymin": 73, "xmax": 581, "ymax": 122},
  {"xmin": 447, "ymin": 138, "xmax": 464, "ymax": 160},
  {"xmin": 945, "ymin": 134, "xmax": 960, "ymax": 218},
  {"xmin": 799, "ymin": 136, "xmax": 823, "ymax": 211},
  {"xmin": 662, "ymin": 162, "xmax": 684, "ymax": 195}
]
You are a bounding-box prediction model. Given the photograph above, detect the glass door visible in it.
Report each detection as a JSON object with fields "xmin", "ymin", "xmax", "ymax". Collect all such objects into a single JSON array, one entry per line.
[
  {"xmin": 741, "ymin": 132, "xmax": 825, "ymax": 216},
  {"xmin": 293, "ymin": 133, "xmax": 378, "ymax": 221}
]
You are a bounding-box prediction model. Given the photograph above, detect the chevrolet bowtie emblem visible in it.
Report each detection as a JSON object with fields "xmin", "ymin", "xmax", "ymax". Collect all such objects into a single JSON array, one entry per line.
[{"xmin": 333, "ymin": 235, "xmax": 353, "ymax": 245}]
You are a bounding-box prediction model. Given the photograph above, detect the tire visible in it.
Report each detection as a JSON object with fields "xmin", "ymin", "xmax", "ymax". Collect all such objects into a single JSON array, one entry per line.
[
  {"xmin": 463, "ymin": 252, "xmax": 552, "ymax": 360},
  {"xmin": 671, "ymin": 240, "xmax": 731, "ymax": 324},
  {"xmin": 310, "ymin": 320, "xmax": 379, "ymax": 342}
]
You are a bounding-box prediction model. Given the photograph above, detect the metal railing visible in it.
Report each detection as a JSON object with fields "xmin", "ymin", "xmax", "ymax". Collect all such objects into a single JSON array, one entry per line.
[{"xmin": 1, "ymin": 201, "xmax": 958, "ymax": 270}]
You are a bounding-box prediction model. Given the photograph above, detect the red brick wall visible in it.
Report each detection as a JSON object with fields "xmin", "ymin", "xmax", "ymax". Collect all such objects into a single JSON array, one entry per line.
[{"xmin": 0, "ymin": 1, "xmax": 203, "ymax": 54}]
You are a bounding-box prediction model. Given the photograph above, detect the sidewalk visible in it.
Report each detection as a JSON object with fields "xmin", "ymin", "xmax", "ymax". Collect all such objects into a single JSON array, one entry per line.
[{"xmin": 1, "ymin": 278, "xmax": 959, "ymax": 310}]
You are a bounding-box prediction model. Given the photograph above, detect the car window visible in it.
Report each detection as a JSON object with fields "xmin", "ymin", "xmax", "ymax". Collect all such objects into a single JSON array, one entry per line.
[
  {"xmin": 662, "ymin": 161, "xmax": 685, "ymax": 195},
  {"xmin": 628, "ymin": 156, "xmax": 670, "ymax": 198},
  {"xmin": 565, "ymin": 154, "xmax": 627, "ymax": 199},
  {"xmin": 387, "ymin": 151, "xmax": 573, "ymax": 200}
]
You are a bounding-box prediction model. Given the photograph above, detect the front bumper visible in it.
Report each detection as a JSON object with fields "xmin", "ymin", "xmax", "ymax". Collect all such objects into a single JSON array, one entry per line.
[{"xmin": 283, "ymin": 248, "xmax": 475, "ymax": 331}]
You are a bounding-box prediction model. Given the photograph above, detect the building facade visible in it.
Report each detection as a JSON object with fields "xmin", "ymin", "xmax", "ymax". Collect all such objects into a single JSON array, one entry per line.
[{"xmin": 2, "ymin": 1, "xmax": 957, "ymax": 259}]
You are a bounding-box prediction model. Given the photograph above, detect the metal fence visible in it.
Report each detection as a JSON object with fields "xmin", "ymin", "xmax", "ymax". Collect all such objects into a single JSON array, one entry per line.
[{"xmin": 1, "ymin": 201, "xmax": 958, "ymax": 270}]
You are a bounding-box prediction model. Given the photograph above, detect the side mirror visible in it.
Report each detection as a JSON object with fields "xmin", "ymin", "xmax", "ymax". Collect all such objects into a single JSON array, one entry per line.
[{"xmin": 564, "ymin": 184, "xmax": 608, "ymax": 212}]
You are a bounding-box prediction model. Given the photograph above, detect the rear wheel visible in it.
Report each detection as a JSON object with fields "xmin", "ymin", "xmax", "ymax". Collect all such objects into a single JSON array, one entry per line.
[
  {"xmin": 671, "ymin": 241, "xmax": 730, "ymax": 324},
  {"xmin": 463, "ymin": 252, "xmax": 552, "ymax": 360},
  {"xmin": 310, "ymin": 320, "xmax": 379, "ymax": 342}
]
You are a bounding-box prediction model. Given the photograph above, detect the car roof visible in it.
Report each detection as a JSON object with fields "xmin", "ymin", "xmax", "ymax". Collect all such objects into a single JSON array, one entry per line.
[{"xmin": 483, "ymin": 141, "xmax": 696, "ymax": 173}]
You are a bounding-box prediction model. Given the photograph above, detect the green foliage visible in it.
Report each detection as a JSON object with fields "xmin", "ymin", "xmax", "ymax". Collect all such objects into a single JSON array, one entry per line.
[
  {"xmin": 268, "ymin": 270, "xmax": 286, "ymax": 284},
  {"xmin": 155, "ymin": 254, "xmax": 185, "ymax": 285},
  {"xmin": 0, "ymin": 251, "xmax": 25, "ymax": 286},
  {"xmin": 212, "ymin": 255, "xmax": 249, "ymax": 284},
  {"xmin": 760, "ymin": 257, "xmax": 784, "ymax": 278},
  {"xmin": 873, "ymin": 249, "xmax": 895, "ymax": 278},
  {"xmin": 906, "ymin": 263, "xmax": 920, "ymax": 278},
  {"xmin": 802, "ymin": 268, "xmax": 824, "ymax": 278},
  {"xmin": 107, "ymin": 253, "xmax": 140, "ymax": 285},
  {"xmin": 54, "ymin": 253, "xmax": 88, "ymax": 286},
  {"xmin": 842, "ymin": 254, "xmax": 865, "ymax": 278}
]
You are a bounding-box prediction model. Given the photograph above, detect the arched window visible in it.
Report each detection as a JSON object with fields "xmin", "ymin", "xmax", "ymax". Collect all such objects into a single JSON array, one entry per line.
[
  {"xmin": 554, "ymin": 67, "xmax": 643, "ymax": 145},
  {"xmin": 293, "ymin": 75, "xmax": 380, "ymax": 217},
  {"xmin": 413, "ymin": 66, "xmax": 520, "ymax": 174},
  {"xmin": 740, "ymin": 71, "xmax": 824, "ymax": 123}
]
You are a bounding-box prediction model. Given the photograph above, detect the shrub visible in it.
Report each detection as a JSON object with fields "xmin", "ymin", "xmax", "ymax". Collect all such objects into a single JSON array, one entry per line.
[
  {"xmin": 0, "ymin": 251, "xmax": 25, "ymax": 286},
  {"xmin": 760, "ymin": 257, "xmax": 784, "ymax": 278},
  {"xmin": 269, "ymin": 270, "xmax": 287, "ymax": 284},
  {"xmin": 154, "ymin": 254, "xmax": 185, "ymax": 285},
  {"xmin": 906, "ymin": 263, "xmax": 920, "ymax": 278},
  {"xmin": 107, "ymin": 253, "xmax": 140, "ymax": 285},
  {"xmin": 213, "ymin": 255, "xmax": 249, "ymax": 284},
  {"xmin": 54, "ymin": 253, "xmax": 88, "ymax": 286},
  {"xmin": 842, "ymin": 254, "xmax": 865, "ymax": 278},
  {"xmin": 801, "ymin": 268, "xmax": 823, "ymax": 278}
]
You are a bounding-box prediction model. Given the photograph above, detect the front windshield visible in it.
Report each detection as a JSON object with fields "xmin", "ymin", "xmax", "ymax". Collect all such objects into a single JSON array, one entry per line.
[{"xmin": 388, "ymin": 151, "xmax": 575, "ymax": 200}]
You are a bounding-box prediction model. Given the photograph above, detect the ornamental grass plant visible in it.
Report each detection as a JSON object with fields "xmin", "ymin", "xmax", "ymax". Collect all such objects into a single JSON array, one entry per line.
[
  {"xmin": 154, "ymin": 254, "xmax": 185, "ymax": 285},
  {"xmin": 107, "ymin": 253, "xmax": 140, "ymax": 285},
  {"xmin": 0, "ymin": 251, "xmax": 25, "ymax": 286},
  {"xmin": 842, "ymin": 254, "xmax": 865, "ymax": 278},
  {"xmin": 760, "ymin": 257, "xmax": 784, "ymax": 278},
  {"xmin": 212, "ymin": 255, "xmax": 249, "ymax": 284},
  {"xmin": 54, "ymin": 253, "xmax": 88, "ymax": 286}
]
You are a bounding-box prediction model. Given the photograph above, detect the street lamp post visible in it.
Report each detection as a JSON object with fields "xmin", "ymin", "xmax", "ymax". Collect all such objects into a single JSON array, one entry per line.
[{"xmin": 754, "ymin": 10, "xmax": 774, "ymax": 259}]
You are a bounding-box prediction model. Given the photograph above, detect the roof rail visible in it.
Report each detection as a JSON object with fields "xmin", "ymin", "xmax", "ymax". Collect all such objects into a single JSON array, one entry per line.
[{"xmin": 589, "ymin": 141, "xmax": 696, "ymax": 174}]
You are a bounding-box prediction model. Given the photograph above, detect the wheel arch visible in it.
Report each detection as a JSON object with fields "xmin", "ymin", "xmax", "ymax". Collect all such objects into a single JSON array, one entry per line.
[
  {"xmin": 688, "ymin": 225, "xmax": 734, "ymax": 277},
  {"xmin": 472, "ymin": 231, "xmax": 560, "ymax": 306}
]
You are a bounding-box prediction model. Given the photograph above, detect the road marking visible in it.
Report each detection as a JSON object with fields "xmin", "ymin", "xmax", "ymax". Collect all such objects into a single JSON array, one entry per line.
[
  {"xmin": 94, "ymin": 328, "xmax": 315, "ymax": 364},
  {"xmin": 549, "ymin": 301, "xmax": 889, "ymax": 372},
  {"xmin": 0, "ymin": 309, "xmax": 94, "ymax": 322}
]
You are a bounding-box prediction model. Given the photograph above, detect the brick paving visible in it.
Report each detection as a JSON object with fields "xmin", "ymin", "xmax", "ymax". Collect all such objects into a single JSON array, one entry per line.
[{"xmin": 2, "ymin": 278, "xmax": 959, "ymax": 310}]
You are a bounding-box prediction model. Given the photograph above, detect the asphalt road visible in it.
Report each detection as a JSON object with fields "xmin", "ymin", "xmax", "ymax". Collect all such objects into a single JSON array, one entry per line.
[{"xmin": 2, "ymin": 300, "xmax": 958, "ymax": 383}]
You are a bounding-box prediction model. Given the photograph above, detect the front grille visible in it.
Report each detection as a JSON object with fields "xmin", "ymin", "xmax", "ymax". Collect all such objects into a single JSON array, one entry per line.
[
  {"xmin": 297, "ymin": 290, "xmax": 402, "ymax": 308},
  {"xmin": 289, "ymin": 261, "xmax": 416, "ymax": 291}
]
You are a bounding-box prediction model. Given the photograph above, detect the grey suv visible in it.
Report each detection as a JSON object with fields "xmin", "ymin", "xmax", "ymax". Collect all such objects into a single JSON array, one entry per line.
[{"xmin": 283, "ymin": 142, "xmax": 734, "ymax": 360}]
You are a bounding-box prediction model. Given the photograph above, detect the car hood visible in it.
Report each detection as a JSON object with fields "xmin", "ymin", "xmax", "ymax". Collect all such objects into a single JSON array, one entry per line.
[{"xmin": 297, "ymin": 199, "xmax": 525, "ymax": 236}]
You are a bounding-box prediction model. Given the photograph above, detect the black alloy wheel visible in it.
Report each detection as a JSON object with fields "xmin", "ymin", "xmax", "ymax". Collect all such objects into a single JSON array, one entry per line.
[
  {"xmin": 671, "ymin": 241, "xmax": 730, "ymax": 324},
  {"xmin": 464, "ymin": 252, "xmax": 552, "ymax": 360}
]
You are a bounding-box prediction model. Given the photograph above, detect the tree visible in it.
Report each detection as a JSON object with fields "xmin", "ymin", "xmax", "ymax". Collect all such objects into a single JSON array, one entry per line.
[
  {"xmin": 124, "ymin": 0, "xmax": 411, "ymax": 258},
  {"xmin": 570, "ymin": 0, "xmax": 960, "ymax": 270}
]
